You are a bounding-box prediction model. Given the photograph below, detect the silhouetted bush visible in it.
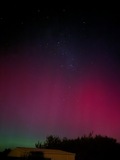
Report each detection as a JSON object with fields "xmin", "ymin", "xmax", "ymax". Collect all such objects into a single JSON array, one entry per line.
[{"xmin": 35, "ymin": 134, "xmax": 120, "ymax": 160}]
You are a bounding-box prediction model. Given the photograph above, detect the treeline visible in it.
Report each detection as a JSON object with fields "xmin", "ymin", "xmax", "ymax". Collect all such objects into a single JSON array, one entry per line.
[
  {"xmin": 0, "ymin": 134, "xmax": 120, "ymax": 160},
  {"xmin": 35, "ymin": 134, "xmax": 120, "ymax": 160},
  {"xmin": 0, "ymin": 148, "xmax": 11, "ymax": 158}
]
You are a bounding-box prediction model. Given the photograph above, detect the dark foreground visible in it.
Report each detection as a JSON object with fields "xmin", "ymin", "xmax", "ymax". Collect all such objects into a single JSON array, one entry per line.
[{"xmin": 1, "ymin": 134, "xmax": 120, "ymax": 160}]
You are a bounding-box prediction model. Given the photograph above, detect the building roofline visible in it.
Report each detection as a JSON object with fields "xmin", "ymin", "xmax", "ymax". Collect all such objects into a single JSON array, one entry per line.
[{"xmin": 13, "ymin": 147, "xmax": 75, "ymax": 155}]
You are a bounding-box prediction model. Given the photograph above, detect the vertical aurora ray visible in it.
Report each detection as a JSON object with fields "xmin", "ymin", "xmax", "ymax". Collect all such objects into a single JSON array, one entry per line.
[
  {"xmin": 0, "ymin": 43, "xmax": 120, "ymax": 150},
  {"xmin": 0, "ymin": 5, "xmax": 120, "ymax": 149}
]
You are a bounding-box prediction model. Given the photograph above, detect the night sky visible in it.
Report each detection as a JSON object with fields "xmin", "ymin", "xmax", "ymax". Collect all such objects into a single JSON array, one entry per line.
[{"xmin": 0, "ymin": 2, "xmax": 120, "ymax": 150}]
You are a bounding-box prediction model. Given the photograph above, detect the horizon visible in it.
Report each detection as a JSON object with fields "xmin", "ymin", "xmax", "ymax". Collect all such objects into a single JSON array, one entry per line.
[{"xmin": 0, "ymin": 133, "xmax": 120, "ymax": 151}]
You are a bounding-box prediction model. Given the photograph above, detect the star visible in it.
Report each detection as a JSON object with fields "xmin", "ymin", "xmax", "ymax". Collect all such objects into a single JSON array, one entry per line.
[
  {"xmin": 62, "ymin": 9, "xmax": 66, "ymax": 13},
  {"xmin": 46, "ymin": 16, "xmax": 49, "ymax": 19},
  {"xmin": 21, "ymin": 21, "xmax": 24, "ymax": 25},
  {"xmin": 57, "ymin": 41, "xmax": 60, "ymax": 47},
  {"xmin": 37, "ymin": 9, "xmax": 40, "ymax": 13},
  {"xmin": 0, "ymin": 17, "xmax": 4, "ymax": 24},
  {"xmin": 60, "ymin": 64, "xmax": 64, "ymax": 68},
  {"xmin": 82, "ymin": 21, "xmax": 86, "ymax": 24},
  {"xmin": 67, "ymin": 64, "xmax": 76, "ymax": 71}
]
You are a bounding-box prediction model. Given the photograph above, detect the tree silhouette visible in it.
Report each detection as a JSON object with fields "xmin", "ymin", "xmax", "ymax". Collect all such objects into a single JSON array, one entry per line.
[
  {"xmin": 35, "ymin": 134, "xmax": 120, "ymax": 160},
  {"xmin": 44, "ymin": 135, "xmax": 61, "ymax": 149},
  {"xmin": 35, "ymin": 141, "xmax": 43, "ymax": 148}
]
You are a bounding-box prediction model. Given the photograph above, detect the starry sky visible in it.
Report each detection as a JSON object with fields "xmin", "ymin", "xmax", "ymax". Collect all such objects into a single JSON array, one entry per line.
[{"xmin": 0, "ymin": 2, "xmax": 120, "ymax": 150}]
